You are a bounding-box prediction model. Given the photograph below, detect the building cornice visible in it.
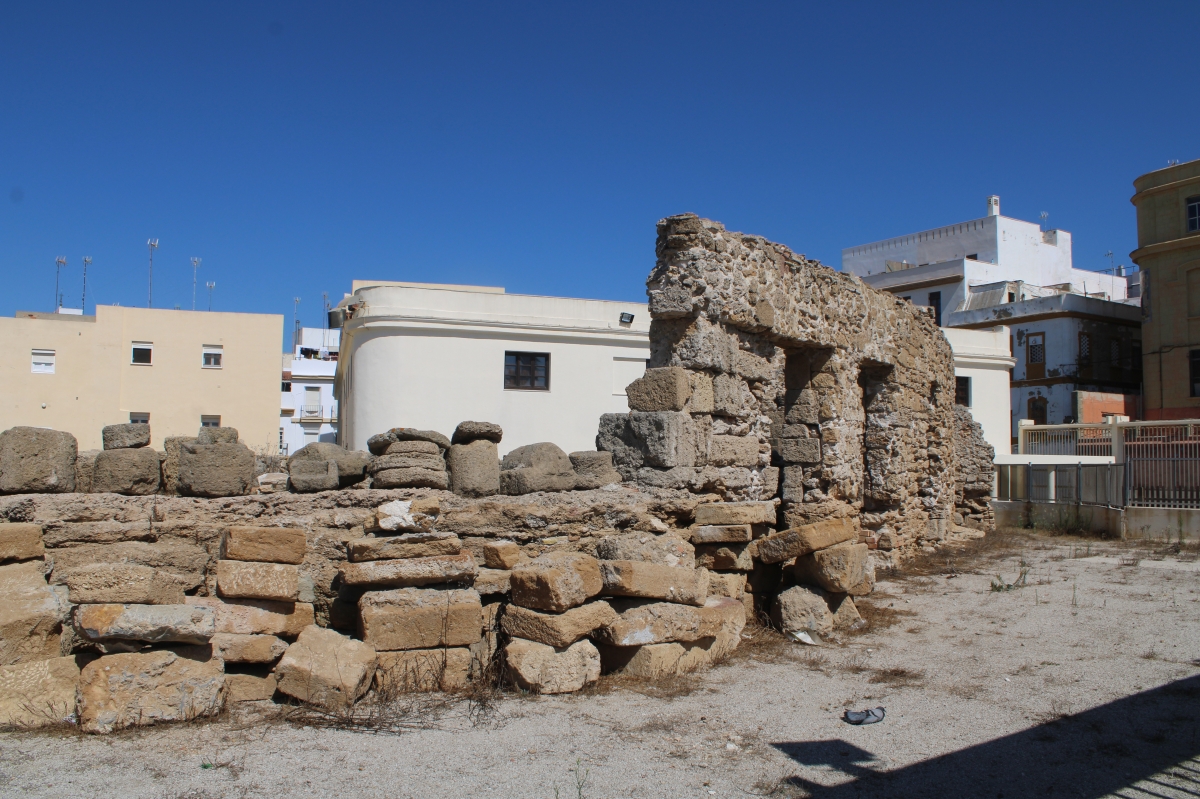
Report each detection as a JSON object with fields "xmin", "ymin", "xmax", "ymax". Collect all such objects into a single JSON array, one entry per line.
[
  {"xmin": 343, "ymin": 313, "xmax": 651, "ymax": 345},
  {"xmin": 1130, "ymin": 232, "xmax": 1200, "ymax": 264}
]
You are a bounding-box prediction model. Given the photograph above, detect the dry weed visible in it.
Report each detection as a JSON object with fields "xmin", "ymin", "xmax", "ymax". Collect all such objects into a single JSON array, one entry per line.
[
  {"xmin": 867, "ymin": 666, "xmax": 925, "ymax": 687},
  {"xmin": 852, "ymin": 596, "xmax": 917, "ymax": 633}
]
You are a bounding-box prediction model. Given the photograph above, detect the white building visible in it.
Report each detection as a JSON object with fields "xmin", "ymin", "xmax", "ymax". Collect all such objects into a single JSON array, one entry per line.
[
  {"xmin": 941, "ymin": 327, "xmax": 1016, "ymax": 456},
  {"xmin": 280, "ymin": 327, "xmax": 340, "ymax": 455},
  {"xmin": 334, "ymin": 282, "xmax": 649, "ymax": 456}
]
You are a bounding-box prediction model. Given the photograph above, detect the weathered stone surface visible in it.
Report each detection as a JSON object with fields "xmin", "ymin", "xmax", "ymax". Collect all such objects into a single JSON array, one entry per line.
[
  {"xmin": 338, "ymin": 552, "xmax": 477, "ymax": 589},
  {"xmin": 367, "ymin": 433, "xmax": 397, "ymax": 456},
  {"xmin": 221, "ymin": 527, "xmax": 307, "ymax": 564},
  {"xmin": 77, "ymin": 646, "xmax": 224, "ymax": 733},
  {"xmin": 75, "ymin": 604, "xmax": 215, "ymax": 644},
  {"xmin": 693, "ymin": 543, "xmax": 753, "ymax": 572},
  {"xmin": 102, "ymin": 423, "xmax": 151, "ymax": 450},
  {"xmin": 483, "ymin": 539, "xmax": 520, "ymax": 569},
  {"xmin": 48, "ymin": 542, "xmax": 207, "ymax": 590},
  {"xmin": 210, "ymin": 633, "xmax": 288, "ymax": 663},
  {"xmin": 599, "ymin": 560, "xmax": 709, "ymax": 606},
  {"xmin": 178, "ymin": 441, "xmax": 255, "ymax": 497},
  {"xmin": 383, "ymin": 439, "xmax": 443, "ymax": 458},
  {"xmin": 0, "ymin": 656, "xmax": 79, "ymax": 728},
  {"xmin": 371, "ymin": 467, "xmax": 450, "ymax": 490},
  {"xmin": 792, "ymin": 542, "xmax": 870, "ymax": 593},
  {"xmin": 505, "ymin": 637, "xmax": 600, "ymax": 694},
  {"xmin": 828, "ymin": 592, "xmax": 863, "ymax": 629},
  {"xmin": 91, "ymin": 448, "xmax": 162, "ymax": 495},
  {"xmin": 771, "ymin": 585, "xmax": 834, "ymax": 636},
  {"xmin": 75, "ymin": 449, "xmax": 98, "ymax": 493},
  {"xmin": 499, "ymin": 442, "xmax": 578, "ymax": 495},
  {"xmin": 448, "ymin": 440, "xmax": 500, "ymax": 497},
  {"xmin": 598, "ymin": 639, "xmax": 715, "ymax": 678},
  {"xmin": 694, "ymin": 502, "xmax": 775, "ymax": 526},
  {"xmin": 712, "ymin": 373, "xmax": 752, "ymax": 416},
  {"xmin": 161, "ymin": 437, "xmax": 194, "ymax": 495},
  {"xmin": 755, "ymin": 518, "xmax": 858, "ymax": 564},
  {"xmin": 366, "ymin": 498, "xmax": 440, "ymax": 533},
  {"xmin": 288, "ymin": 442, "xmax": 371, "ymax": 488},
  {"xmin": 389, "ymin": 427, "xmax": 453, "ymax": 450},
  {"xmin": 216, "ymin": 560, "xmax": 300, "ymax": 602},
  {"xmin": 257, "ymin": 472, "xmax": 290, "ymax": 493},
  {"xmin": 628, "ymin": 411, "xmax": 697, "ymax": 468},
  {"xmin": 501, "ymin": 600, "xmax": 617, "ymax": 648},
  {"xmin": 596, "ymin": 600, "xmax": 708, "ymax": 646},
  {"xmin": 185, "ymin": 597, "xmax": 315, "ymax": 637},
  {"xmin": 196, "ymin": 426, "xmax": 238, "ymax": 444},
  {"xmin": 708, "ymin": 571, "xmax": 746, "ymax": 599},
  {"xmin": 275, "ymin": 625, "xmax": 376, "ymax": 710},
  {"xmin": 846, "ymin": 557, "xmax": 876, "ymax": 597},
  {"xmin": 779, "ymin": 437, "xmax": 821, "ymax": 464},
  {"xmin": 569, "ymin": 451, "xmax": 623, "ymax": 489},
  {"xmin": 225, "ymin": 672, "xmax": 278, "ymax": 703},
  {"xmin": 375, "ymin": 648, "xmax": 471, "ymax": 693},
  {"xmin": 0, "ymin": 561, "xmax": 66, "ymax": 665},
  {"xmin": 691, "ymin": 524, "xmax": 752, "ymax": 544},
  {"xmin": 510, "ymin": 552, "xmax": 602, "ymax": 612},
  {"xmin": 64, "ymin": 563, "xmax": 187, "ymax": 605},
  {"xmin": 0, "ymin": 427, "xmax": 76, "ymax": 494},
  {"xmin": 358, "ymin": 587, "xmax": 482, "ymax": 651},
  {"xmin": 347, "ymin": 534, "xmax": 461, "ymax": 562},
  {"xmin": 451, "ymin": 421, "xmax": 503, "ymax": 445},
  {"xmin": 474, "ymin": 568, "xmax": 511, "ymax": 595},
  {"xmin": 288, "ymin": 459, "xmax": 339, "ymax": 492},
  {"xmin": 625, "ymin": 367, "xmax": 691, "ymax": 412},
  {"xmin": 709, "ymin": 435, "xmax": 760, "ymax": 468},
  {"xmin": 595, "ymin": 533, "xmax": 695, "ymax": 569},
  {"xmin": 0, "ymin": 523, "xmax": 44, "ymax": 562}
]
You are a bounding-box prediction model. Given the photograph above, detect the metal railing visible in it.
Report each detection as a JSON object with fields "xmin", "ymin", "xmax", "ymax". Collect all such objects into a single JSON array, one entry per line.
[
  {"xmin": 996, "ymin": 463, "xmax": 1126, "ymax": 507},
  {"xmin": 301, "ymin": 404, "xmax": 323, "ymax": 417},
  {"xmin": 1126, "ymin": 458, "xmax": 1200, "ymax": 508},
  {"xmin": 1019, "ymin": 419, "xmax": 1200, "ymax": 460}
]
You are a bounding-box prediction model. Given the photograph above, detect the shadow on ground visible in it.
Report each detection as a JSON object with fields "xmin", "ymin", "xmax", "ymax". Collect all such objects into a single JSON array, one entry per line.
[{"xmin": 772, "ymin": 674, "xmax": 1200, "ymax": 798}]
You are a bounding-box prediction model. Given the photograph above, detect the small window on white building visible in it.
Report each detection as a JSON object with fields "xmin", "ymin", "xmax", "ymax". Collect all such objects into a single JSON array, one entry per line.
[
  {"xmin": 200, "ymin": 415, "xmax": 221, "ymax": 428},
  {"xmin": 954, "ymin": 376, "xmax": 970, "ymax": 407},
  {"xmin": 303, "ymin": 386, "xmax": 322, "ymax": 416},
  {"xmin": 31, "ymin": 349, "xmax": 55, "ymax": 374},
  {"xmin": 131, "ymin": 342, "xmax": 153, "ymax": 365},
  {"xmin": 202, "ymin": 345, "xmax": 223, "ymax": 368},
  {"xmin": 129, "ymin": 412, "xmax": 149, "ymax": 424}
]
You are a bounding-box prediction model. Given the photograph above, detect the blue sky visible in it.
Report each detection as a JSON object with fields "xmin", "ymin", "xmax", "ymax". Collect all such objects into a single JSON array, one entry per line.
[{"xmin": 2, "ymin": 2, "xmax": 1196, "ymax": 326}]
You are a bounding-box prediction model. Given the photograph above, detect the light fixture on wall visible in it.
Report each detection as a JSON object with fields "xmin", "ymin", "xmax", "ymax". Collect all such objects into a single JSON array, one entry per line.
[{"xmin": 619, "ymin": 312, "xmax": 635, "ymax": 325}]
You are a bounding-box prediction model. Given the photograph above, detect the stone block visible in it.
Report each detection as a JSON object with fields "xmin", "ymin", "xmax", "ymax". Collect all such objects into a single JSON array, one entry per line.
[
  {"xmin": 483, "ymin": 539, "xmax": 520, "ymax": 569},
  {"xmin": 288, "ymin": 460, "xmax": 340, "ymax": 492},
  {"xmin": 708, "ymin": 435, "xmax": 760, "ymax": 467},
  {"xmin": 504, "ymin": 638, "xmax": 600, "ymax": 694},
  {"xmin": 0, "ymin": 656, "xmax": 79, "ymax": 728},
  {"xmin": 707, "ymin": 571, "xmax": 746, "ymax": 600},
  {"xmin": 383, "ymin": 439, "xmax": 443, "ymax": 457},
  {"xmin": 625, "ymin": 367, "xmax": 691, "ymax": 412},
  {"xmin": 348, "ymin": 535, "xmax": 461, "ymax": 562},
  {"xmin": 595, "ymin": 533, "xmax": 695, "ymax": 569},
  {"xmin": 595, "ymin": 599, "xmax": 710, "ymax": 646},
  {"xmin": 694, "ymin": 501, "xmax": 776, "ymax": 526},
  {"xmin": 225, "ymin": 672, "xmax": 278, "ymax": 703},
  {"xmin": 569, "ymin": 450, "xmax": 623, "ymax": 489},
  {"xmin": 367, "ymin": 432, "xmax": 396, "ymax": 456},
  {"xmin": 598, "ymin": 639, "xmax": 716, "ymax": 678},
  {"xmin": 451, "ymin": 421, "xmax": 503, "ymax": 444},
  {"xmin": 275, "ymin": 625, "xmax": 376, "ymax": 711},
  {"xmin": 500, "ymin": 600, "xmax": 617, "ymax": 648},
  {"xmin": 221, "ymin": 527, "xmax": 307, "ymax": 564},
  {"xmin": 0, "ymin": 561, "xmax": 67, "ymax": 666},
  {"xmin": 358, "ymin": 587, "xmax": 482, "ymax": 651},
  {"xmin": 712, "ymin": 373, "xmax": 751, "ymax": 417},
  {"xmin": 256, "ymin": 472, "xmax": 289, "ymax": 493},
  {"xmin": 510, "ymin": 552, "xmax": 602, "ymax": 612},
  {"xmin": 499, "ymin": 442, "xmax": 578, "ymax": 495},
  {"xmin": 693, "ymin": 543, "xmax": 753, "ymax": 572},
  {"xmin": 64, "ymin": 563, "xmax": 187, "ymax": 605},
  {"xmin": 372, "ymin": 467, "xmax": 449, "ymax": 490},
  {"xmin": 366, "ymin": 499, "xmax": 440, "ymax": 534},
  {"xmin": 688, "ymin": 372, "xmax": 715, "ymax": 413},
  {"xmin": 48, "ymin": 541, "xmax": 208, "ymax": 590},
  {"xmin": 102, "ymin": 423, "xmax": 151, "ymax": 450},
  {"xmin": 792, "ymin": 542, "xmax": 870, "ymax": 593},
  {"xmin": 628, "ymin": 411, "xmax": 696, "ymax": 468},
  {"xmin": 210, "ymin": 633, "xmax": 289, "ymax": 663},
  {"xmin": 375, "ymin": 648, "xmax": 472, "ymax": 693},
  {"xmin": 77, "ymin": 646, "xmax": 224, "ymax": 733},
  {"xmin": 0, "ymin": 523, "xmax": 44, "ymax": 563},
  {"xmin": 596, "ymin": 413, "xmax": 643, "ymax": 474},
  {"xmin": 216, "ymin": 560, "xmax": 300, "ymax": 602},
  {"xmin": 474, "ymin": 568, "xmax": 511, "ymax": 596},
  {"xmin": 599, "ymin": 561, "xmax": 709, "ymax": 606},
  {"xmin": 780, "ymin": 437, "xmax": 821, "ymax": 464},
  {"xmin": 771, "ymin": 585, "xmax": 833, "ymax": 637},
  {"xmin": 185, "ymin": 597, "xmax": 315, "ymax": 637},
  {"xmin": 74, "ymin": 604, "xmax": 215, "ymax": 645},
  {"xmin": 338, "ymin": 552, "xmax": 477, "ymax": 589},
  {"xmin": 0, "ymin": 426, "xmax": 77, "ymax": 494},
  {"xmin": 448, "ymin": 440, "xmax": 500, "ymax": 497},
  {"xmin": 196, "ymin": 426, "xmax": 238, "ymax": 444},
  {"xmin": 469, "ymin": 631, "xmax": 499, "ymax": 681},
  {"xmin": 91, "ymin": 448, "xmax": 162, "ymax": 495},
  {"xmin": 846, "ymin": 557, "xmax": 876, "ymax": 597},
  {"xmin": 690, "ymin": 524, "xmax": 752, "ymax": 544},
  {"xmin": 288, "ymin": 442, "xmax": 371, "ymax": 488},
  {"xmin": 755, "ymin": 517, "xmax": 858, "ymax": 564},
  {"xmin": 161, "ymin": 437, "xmax": 194, "ymax": 495},
  {"xmin": 786, "ymin": 389, "xmax": 820, "ymax": 425},
  {"xmin": 827, "ymin": 593, "xmax": 863, "ymax": 629},
  {"xmin": 177, "ymin": 441, "xmax": 255, "ymax": 497},
  {"xmin": 759, "ymin": 466, "xmax": 780, "ymax": 496},
  {"xmin": 74, "ymin": 449, "xmax": 98, "ymax": 493},
  {"xmin": 389, "ymin": 427, "xmax": 453, "ymax": 450}
]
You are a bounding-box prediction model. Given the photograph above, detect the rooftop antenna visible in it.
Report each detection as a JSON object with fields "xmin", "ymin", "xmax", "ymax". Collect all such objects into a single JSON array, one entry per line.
[
  {"xmin": 54, "ymin": 256, "xmax": 66, "ymax": 311},
  {"xmin": 81, "ymin": 256, "xmax": 92, "ymax": 313},
  {"xmin": 293, "ymin": 297, "xmax": 301, "ymax": 350},
  {"xmin": 146, "ymin": 239, "xmax": 159, "ymax": 307},
  {"xmin": 1104, "ymin": 250, "xmax": 1115, "ymax": 273},
  {"xmin": 190, "ymin": 257, "xmax": 202, "ymax": 310},
  {"xmin": 206, "ymin": 281, "xmax": 215, "ymax": 311},
  {"xmin": 1039, "ymin": 211, "xmax": 1048, "ymax": 231}
]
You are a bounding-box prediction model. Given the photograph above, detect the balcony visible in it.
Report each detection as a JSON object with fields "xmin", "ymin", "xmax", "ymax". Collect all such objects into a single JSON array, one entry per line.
[
  {"xmin": 301, "ymin": 404, "xmax": 323, "ymax": 418},
  {"xmin": 298, "ymin": 404, "xmax": 338, "ymax": 422}
]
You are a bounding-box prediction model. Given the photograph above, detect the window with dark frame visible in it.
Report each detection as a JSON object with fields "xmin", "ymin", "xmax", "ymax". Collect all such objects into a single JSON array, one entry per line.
[
  {"xmin": 954, "ymin": 376, "xmax": 971, "ymax": 407},
  {"xmin": 1191, "ymin": 351, "xmax": 1200, "ymax": 398},
  {"xmin": 928, "ymin": 291, "xmax": 942, "ymax": 326},
  {"xmin": 1188, "ymin": 195, "xmax": 1200, "ymax": 233},
  {"xmin": 504, "ymin": 352, "xmax": 550, "ymax": 390},
  {"xmin": 131, "ymin": 342, "xmax": 153, "ymax": 365}
]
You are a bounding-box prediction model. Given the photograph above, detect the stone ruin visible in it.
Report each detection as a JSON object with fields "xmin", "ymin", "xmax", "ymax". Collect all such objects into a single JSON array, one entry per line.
[{"xmin": 0, "ymin": 215, "xmax": 994, "ymax": 733}]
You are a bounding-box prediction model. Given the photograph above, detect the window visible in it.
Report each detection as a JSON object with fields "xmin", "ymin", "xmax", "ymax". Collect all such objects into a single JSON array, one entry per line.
[
  {"xmin": 1078, "ymin": 332, "xmax": 1091, "ymax": 364},
  {"xmin": 129, "ymin": 412, "xmax": 149, "ymax": 424},
  {"xmin": 1191, "ymin": 351, "xmax": 1200, "ymax": 398},
  {"xmin": 131, "ymin": 342, "xmax": 153, "ymax": 365},
  {"xmin": 967, "ymin": 253, "xmax": 979, "ymax": 261},
  {"xmin": 1007, "ymin": 291, "xmax": 1016, "ymax": 303},
  {"xmin": 31, "ymin": 349, "xmax": 55, "ymax": 374},
  {"xmin": 202, "ymin": 345, "xmax": 223, "ymax": 368},
  {"xmin": 281, "ymin": 381, "xmax": 292, "ymax": 392},
  {"xmin": 928, "ymin": 292, "xmax": 942, "ymax": 326},
  {"xmin": 1189, "ymin": 195, "xmax": 1200, "ymax": 233},
  {"xmin": 1028, "ymin": 397, "xmax": 1048, "ymax": 426},
  {"xmin": 1110, "ymin": 339, "xmax": 1121, "ymax": 369},
  {"xmin": 279, "ymin": 428, "xmax": 285, "ymax": 449},
  {"xmin": 303, "ymin": 386, "xmax": 322, "ymax": 416},
  {"xmin": 504, "ymin": 351, "xmax": 550, "ymax": 390},
  {"xmin": 954, "ymin": 376, "xmax": 971, "ymax": 407},
  {"xmin": 200, "ymin": 415, "xmax": 221, "ymax": 428},
  {"xmin": 1026, "ymin": 333, "xmax": 1046, "ymax": 380}
]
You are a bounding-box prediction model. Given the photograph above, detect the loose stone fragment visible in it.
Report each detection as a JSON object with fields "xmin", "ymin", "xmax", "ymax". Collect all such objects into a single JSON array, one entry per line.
[
  {"xmin": 693, "ymin": 543, "xmax": 753, "ymax": 572},
  {"xmin": 504, "ymin": 637, "xmax": 600, "ymax": 694},
  {"xmin": 225, "ymin": 672, "xmax": 278, "ymax": 703},
  {"xmin": 755, "ymin": 518, "xmax": 858, "ymax": 564},
  {"xmin": 448, "ymin": 440, "xmax": 501, "ymax": 497},
  {"xmin": 358, "ymin": 587, "xmax": 482, "ymax": 651},
  {"xmin": 792, "ymin": 542, "xmax": 870, "ymax": 593},
  {"xmin": 509, "ymin": 552, "xmax": 603, "ymax": 612},
  {"xmin": 338, "ymin": 552, "xmax": 477, "ymax": 589},
  {"xmin": 375, "ymin": 648, "xmax": 472, "ymax": 693},
  {"xmin": 102, "ymin": 423, "xmax": 151, "ymax": 450},
  {"xmin": 347, "ymin": 535, "xmax": 461, "ymax": 562},
  {"xmin": 64, "ymin": 563, "xmax": 187, "ymax": 605},
  {"xmin": 209, "ymin": 633, "xmax": 289, "ymax": 664},
  {"xmin": 77, "ymin": 646, "xmax": 224, "ymax": 733},
  {"xmin": 451, "ymin": 421, "xmax": 503, "ymax": 444},
  {"xmin": 0, "ymin": 523, "xmax": 44, "ymax": 563},
  {"xmin": 568, "ymin": 451, "xmax": 624, "ymax": 489},
  {"xmin": 500, "ymin": 601, "xmax": 617, "ymax": 648},
  {"xmin": 474, "ymin": 568, "xmax": 511, "ymax": 596},
  {"xmin": 827, "ymin": 592, "xmax": 863, "ymax": 629},
  {"xmin": 275, "ymin": 625, "xmax": 377, "ymax": 711},
  {"xmin": 0, "ymin": 656, "xmax": 80, "ymax": 728},
  {"xmin": 771, "ymin": 585, "xmax": 834, "ymax": 637},
  {"xmin": 74, "ymin": 604, "xmax": 215, "ymax": 645},
  {"xmin": 483, "ymin": 539, "xmax": 520, "ymax": 569},
  {"xmin": 0, "ymin": 561, "xmax": 67, "ymax": 665},
  {"xmin": 185, "ymin": 597, "xmax": 315, "ymax": 637},
  {"xmin": 598, "ymin": 560, "xmax": 709, "ymax": 606},
  {"xmin": 216, "ymin": 560, "xmax": 300, "ymax": 602},
  {"xmin": 220, "ymin": 527, "xmax": 307, "ymax": 564},
  {"xmin": 690, "ymin": 524, "xmax": 752, "ymax": 544},
  {"xmin": 366, "ymin": 499, "xmax": 440, "ymax": 533},
  {"xmin": 288, "ymin": 460, "xmax": 339, "ymax": 493}
]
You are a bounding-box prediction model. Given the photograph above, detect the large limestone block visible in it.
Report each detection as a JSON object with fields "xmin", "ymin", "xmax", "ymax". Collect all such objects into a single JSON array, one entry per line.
[
  {"xmin": 0, "ymin": 426, "xmax": 77, "ymax": 494},
  {"xmin": 370, "ymin": 466, "xmax": 449, "ymax": 490},
  {"xmin": 74, "ymin": 604, "xmax": 215, "ymax": 645},
  {"xmin": 216, "ymin": 560, "xmax": 300, "ymax": 602},
  {"xmin": 0, "ymin": 523, "xmax": 44, "ymax": 563},
  {"xmin": 628, "ymin": 411, "xmax": 697, "ymax": 468},
  {"xmin": 375, "ymin": 648, "xmax": 472, "ymax": 693},
  {"xmin": 196, "ymin": 426, "xmax": 238, "ymax": 444},
  {"xmin": 499, "ymin": 442, "xmax": 578, "ymax": 495},
  {"xmin": 792, "ymin": 542, "xmax": 870, "ymax": 593},
  {"xmin": 366, "ymin": 499, "xmax": 440, "ymax": 534},
  {"xmin": 448, "ymin": 440, "xmax": 501, "ymax": 497},
  {"xmin": 338, "ymin": 552, "xmax": 477, "ymax": 589},
  {"xmin": 64, "ymin": 563, "xmax": 187, "ymax": 605},
  {"xmin": 846, "ymin": 557, "xmax": 876, "ymax": 597},
  {"xmin": 48, "ymin": 541, "xmax": 208, "ymax": 590},
  {"xmin": 388, "ymin": 427, "xmax": 453, "ymax": 451},
  {"xmin": 91, "ymin": 448, "xmax": 162, "ymax": 495},
  {"xmin": 708, "ymin": 571, "xmax": 746, "ymax": 600},
  {"xmin": 755, "ymin": 517, "xmax": 858, "ymax": 564},
  {"xmin": 177, "ymin": 441, "xmax": 255, "ymax": 497},
  {"xmin": 779, "ymin": 437, "xmax": 821, "ymax": 464},
  {"xmin": 0, "ymin": 561, "xmax": 67, "ymax": 666},
  {"xmin": 161, "ymin": 436, "xmax": 195, "ymax": 495},
  {"xmin": 288, "ymin": 460, "xmax": 339, "ymax": 492},
  {"xmin": 102, "ymin": 423, "xmax": 151, "ymax": 450},
  {"xmin": 771, "ymin": 585, "xmax": 834, "ymax": 637},
  {"xmin": 694, "ymin": 501, "xmax": 775, "ymax": 526},
  {"xmin": 828, "ymin": 593, "xmax": 863, "ymax": 629},
  {"xmin": 186, "ymin": 597, "xmax": 315, "ymax": 637},
  {"xmin": 595, "ymin": 600, "xmax": 709, "ymax": 646},
  {"xmin": 510, "ymin": 552, "xmax": 602, "ymax": 612},
  {"xmin": 595, "ymin": 533, "xmax": 695, "ymax": 569},
  {"xmin": 500, "ymin": 601, "xmax": 617, "ymax": 648},
  {"xmin": 625, "ymin": 367, "xmax": 691, "ymax": 412},
  {"xmin": 225, "ymin": 672, "xmax": 278, "ymax": 703},
  {"xmin": 505, "ymin": 638, "xmax": 600, "ymax": 694},
  {"xmin": 708, "ymin": 435, "xmax": 760, "ymax": 467},
  {"xmin": 383, "ymin": 439, "xmax": 443, "ymax": 458},
  {"xmin": 713, "ymin": 373, "xmax": 752, "ymax": 417},
  {"xmin": 483, "ymin": 539, "xmax": 520, "ymax": 569},
  {"xmin": 598, "ymin": 638, "xmax": 715, "ymax": 678},
  {"xmin": 599, "ymin": 560, "xmax": 709, "ymax": 606},
  {"xmin": 474, "ymin": 568, "xmax": 511, "ymax": 596},
  {"xmin": 275, "ymin": 625, "xmax": 376, "ymax": 710},
  {"xmin": 690, "ymin": 524, "xmax": 752, "ymax": 544},
  {"xmin": 287, "ymin": 442, "xmax": 371, "ymax": 488},
  {"xmin": 210, "ymin": 633, "xmax": 289, "ymax": 663},
  {"xmin": 569, "ymin": 451, "xmax": 623, "ymax": 489},
  {"xmin": 77, "ymin": 646, "xmax": 225, "ymax": 733},
  {"xmin": 0, "ymin": 656, "xmax": 79, "ymax": 728},
  {"xmin": 358, "ymin": 587, "xmax": 482, "ymax": 651},
  {"xmin": 74, "ymin": 449, "xmax": 98, "ymax": 493},
  {"xmin": 348, "ymin": 535, "xmax": 461, "ymax": 562},
  {"xmin": 221, "ymin": 527, "xmax": 307, "ymax": 564},
  {"xmin": 451, "ymin": 421, "xmax": 503, "ymax": 444},
  {"xmin": 694, "ymin": 543, "xmax": 753, "ymax": 572}
]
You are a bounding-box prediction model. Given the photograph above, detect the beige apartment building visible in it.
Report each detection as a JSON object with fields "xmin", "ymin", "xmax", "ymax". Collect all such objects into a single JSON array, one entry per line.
[{"xmin": 0, "ymin": 306, "xmax": 283, "ymax": 450}]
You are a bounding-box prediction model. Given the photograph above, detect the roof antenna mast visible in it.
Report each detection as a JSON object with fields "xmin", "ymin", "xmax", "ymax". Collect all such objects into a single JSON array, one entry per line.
[
  {"xmin": 82, "ymin": 256, "xmax": 92, "ymax": 313},
  {"xmin": 54, "ymin": 256, "xmax": 66, "ymax": 312},
  {"xmin": 146, "ymin": 239, "xmax": 159, "ymax": 307}
]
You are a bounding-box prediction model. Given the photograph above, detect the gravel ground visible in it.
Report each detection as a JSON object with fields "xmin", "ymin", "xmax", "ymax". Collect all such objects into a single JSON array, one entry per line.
[{"xmin": 2, "ymin": 530, "xmax": 1199, "ymax": 799}]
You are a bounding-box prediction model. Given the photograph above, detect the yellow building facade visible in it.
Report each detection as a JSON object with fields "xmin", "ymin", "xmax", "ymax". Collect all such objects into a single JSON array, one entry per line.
[
  {"xmin": 1131, "ymin": 159, "xmax": 1200, "ymax": 420},
  {"xmin": 0, "ymin": 306, "xmax": 283, "ymax": 450}
]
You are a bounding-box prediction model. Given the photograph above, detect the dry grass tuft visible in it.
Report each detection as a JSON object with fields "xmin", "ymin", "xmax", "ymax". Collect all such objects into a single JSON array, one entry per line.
[
  {"xmin": 852, "ymin": 596, "xmax": 917, "ymax": 634},
  {"xmin": 867, "ymin": 666, "xmax": 925, "ymax": 687}
]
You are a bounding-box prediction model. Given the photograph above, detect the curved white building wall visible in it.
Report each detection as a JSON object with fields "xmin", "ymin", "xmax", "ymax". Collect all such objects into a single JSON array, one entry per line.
[{"xmin": 942, "ymin": 326, "xmax": 1015, "ymax": 456}]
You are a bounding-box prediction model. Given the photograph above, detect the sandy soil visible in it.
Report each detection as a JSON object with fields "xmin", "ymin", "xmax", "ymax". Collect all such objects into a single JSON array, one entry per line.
[{"xmin": 2, "ymin": 530, "xmax": 1199, "ymax": 799}]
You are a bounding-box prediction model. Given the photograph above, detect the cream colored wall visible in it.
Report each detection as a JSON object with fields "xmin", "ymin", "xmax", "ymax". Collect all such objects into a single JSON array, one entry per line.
[{"xmin": 0, "ymin": 306, "xmax": 282, "ymax": 451}]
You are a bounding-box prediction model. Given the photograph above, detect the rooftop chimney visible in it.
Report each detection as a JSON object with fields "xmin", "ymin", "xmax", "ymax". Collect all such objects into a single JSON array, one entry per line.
[{"xmin": 986, "ymin": 195, "xmax": 1000, "ymax": 216}]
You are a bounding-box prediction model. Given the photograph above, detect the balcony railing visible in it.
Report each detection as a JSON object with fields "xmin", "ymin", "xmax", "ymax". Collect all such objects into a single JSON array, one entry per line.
[
  {"xmin": 1020, "ymin": 420, "xmax": 1200, "ymax": 460},
  {"xmin": 301, "ymin": 404, "xmax": 323, "ymax": 417}
]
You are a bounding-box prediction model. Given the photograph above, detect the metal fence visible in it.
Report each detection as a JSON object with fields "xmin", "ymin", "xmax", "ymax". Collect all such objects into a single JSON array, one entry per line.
[
  {"xmin": 1020, "ymin": 420, "xmax": 1200, "ymax": 459},
  {"xmin": 1126, "ymin": 458, "xmax": 1200, "ymax": 508},
  {"xmin": 996, "ymin": 459, "xmax": 1200, "ymax": 509}
]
